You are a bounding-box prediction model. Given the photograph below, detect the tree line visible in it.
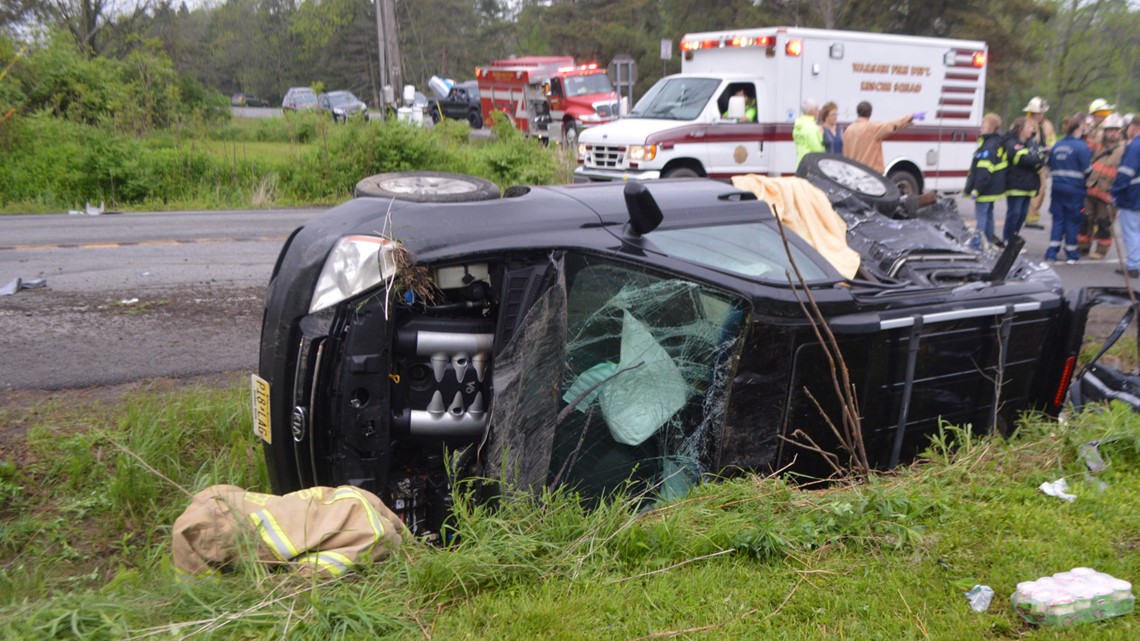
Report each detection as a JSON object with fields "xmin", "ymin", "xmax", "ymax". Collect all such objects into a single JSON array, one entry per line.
[{"xmin": 1, "ymin": 0, "xmax": 1137, "ymax": 123}]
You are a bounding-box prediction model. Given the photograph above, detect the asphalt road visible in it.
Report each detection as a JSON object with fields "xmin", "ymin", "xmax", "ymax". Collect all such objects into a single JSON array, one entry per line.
[
  {"xmin": 0, "ymin": 208, "xmax": 322, "ymax": 391},
  {"xmin": 1, "ymin": 193, "xmax": 1135, "ymax": 393}
]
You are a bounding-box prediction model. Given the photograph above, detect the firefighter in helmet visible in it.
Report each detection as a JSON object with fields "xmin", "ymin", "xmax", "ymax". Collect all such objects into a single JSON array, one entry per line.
[
  {"xmin": 1086, "ymin": 98, "xmax": 1116, "ymax": 154},
  {"xmin": 1081, "ymin": 114, "xmax": 1126, "ymax": 259},
  {"xmin": 1022, "ymin": 97, "xmax": 1056, "ymax": 230}
]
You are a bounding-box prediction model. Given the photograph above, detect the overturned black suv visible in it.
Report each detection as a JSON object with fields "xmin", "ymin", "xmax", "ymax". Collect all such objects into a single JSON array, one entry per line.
[{"xmin": 256, "ymin": 157, "xmax": 1126, "ymax": 536}]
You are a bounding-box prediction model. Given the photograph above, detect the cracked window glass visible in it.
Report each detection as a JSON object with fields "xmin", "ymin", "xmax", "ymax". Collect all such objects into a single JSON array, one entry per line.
[{"xmin": 550, "ymin": 254, "xmax": 747, "ymax": 501}]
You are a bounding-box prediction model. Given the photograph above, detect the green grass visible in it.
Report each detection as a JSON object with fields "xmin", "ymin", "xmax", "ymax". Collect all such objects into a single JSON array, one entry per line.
[
  {"xmin": 0, "ymin": 111, "xmax": 570, "ymax": 214},
  {"xmin": 2, "ymin": 379, "xmax": 1139, "ymax": 639}
]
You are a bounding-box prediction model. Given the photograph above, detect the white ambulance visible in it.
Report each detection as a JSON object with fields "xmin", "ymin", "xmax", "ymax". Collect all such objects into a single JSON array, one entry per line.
[{"xmin": 574, "ymin": 27, "xmax": 988, "ymax": 195}]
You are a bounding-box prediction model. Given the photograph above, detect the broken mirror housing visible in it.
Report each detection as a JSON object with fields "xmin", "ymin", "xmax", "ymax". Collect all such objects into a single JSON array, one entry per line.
[{"xmin": 258, "ymin": 165, "xmax": 1109, "ymax": 539}]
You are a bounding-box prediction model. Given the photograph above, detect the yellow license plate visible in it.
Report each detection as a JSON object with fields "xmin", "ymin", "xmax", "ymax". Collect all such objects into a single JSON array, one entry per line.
[{"xmin": 250, "ymin": 374, "xmax": 272, "ymax": 445}]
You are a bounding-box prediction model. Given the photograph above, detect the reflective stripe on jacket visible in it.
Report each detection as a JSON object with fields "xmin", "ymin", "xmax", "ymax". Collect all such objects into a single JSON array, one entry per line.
[
  {"xmin": 1113, "ymin": 137, "xmax": 1140, "ymax": 210},
  {"xmin": 172, "ymin": 484, "xmax": 408, "ymax": 579},
  {"xmin": 1049, "ymin": 135, "xmax": 1091, "ymax": 197},
  {"xmin": 964, "ymin": 133, "xmax": 1008, "ymax": 202},
  {"xmin": 1087, "ymin": 142, "xmax": 1124, "ymax": 203},
  {"xmin": 1005, "ymin": 136, "xmax": 1043, "ymax": 197}
]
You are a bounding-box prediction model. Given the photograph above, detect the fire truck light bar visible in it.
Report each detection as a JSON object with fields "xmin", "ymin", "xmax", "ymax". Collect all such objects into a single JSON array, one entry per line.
[
  {"xmin": 680, "ymin": 35, "xmax": 773, "ymax": 51},
  {"xmin": 557, "ymin": 63, "xmax": 601, "ymax": 73}
]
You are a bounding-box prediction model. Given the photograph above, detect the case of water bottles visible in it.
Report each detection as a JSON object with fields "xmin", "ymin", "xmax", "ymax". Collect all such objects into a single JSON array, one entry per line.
[{"xmin": 1011, "ymin": 568, "xmax": 1133, "ymax": 627}]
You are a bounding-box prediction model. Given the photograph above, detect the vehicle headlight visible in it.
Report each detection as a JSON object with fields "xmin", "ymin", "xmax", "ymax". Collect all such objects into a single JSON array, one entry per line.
[
  {"xmin": 628, "ymin": 145, "xmax": 657, "ymax": 161},
  {"xmin": 310, "ymin": 235, "xmax": 398, "ymax": 313},
  {"xmin": 578, "ymin": 143, "xmax": 587, "ymax": 158},
  {"xmin": 580, "ymin": 114, "xmax": 601, "ymax": 122},
  {"xmin": 333, "ymin": 108, "xmax": 345, "ymax": 115}
]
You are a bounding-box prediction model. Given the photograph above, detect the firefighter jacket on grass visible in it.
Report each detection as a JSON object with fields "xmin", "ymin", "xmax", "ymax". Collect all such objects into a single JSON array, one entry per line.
[
  {"xmin": 964, "ymin": 133, "xmax": 1008, "ymax": 202},
  {"xmin": 173, "ymin": 484, "xmax": 408, "ymax": 580},
  {"xmin": 1005, "ymin": 136, "xmax": 1044, "ymax": 197}
]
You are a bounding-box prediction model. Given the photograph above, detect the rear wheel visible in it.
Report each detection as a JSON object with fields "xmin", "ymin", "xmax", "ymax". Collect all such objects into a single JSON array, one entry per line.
[
  {"xmin": 796, "ymin": 152, "xmax": 901, "ymax": 214},
  {"xmin": 889, "ymin": 170, "xmax": 921, "ymax": 218},
  {"xmin": 354, "ymin": 171, "xmax": 501, "ymax": 202},
  {"xmin": 468, "ymin": 111, "xmax": 483, "ymax": 129}
]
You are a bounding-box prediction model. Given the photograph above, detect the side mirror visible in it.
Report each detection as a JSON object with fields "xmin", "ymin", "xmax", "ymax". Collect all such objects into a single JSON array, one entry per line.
[{"xmin": 623, "ymin": 182, "xmax": 663, "ymax": 237}]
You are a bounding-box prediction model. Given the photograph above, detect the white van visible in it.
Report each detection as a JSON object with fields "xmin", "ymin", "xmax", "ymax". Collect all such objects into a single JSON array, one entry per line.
[{"xmin": 575, "ymin": 27, "xmax": 988, "ymax": 195}]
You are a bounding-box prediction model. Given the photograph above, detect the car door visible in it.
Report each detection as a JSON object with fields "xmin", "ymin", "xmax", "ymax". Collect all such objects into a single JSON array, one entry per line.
[{"xmin": 706, "ymin": 80, "xmax": 769, "ymax": 177}]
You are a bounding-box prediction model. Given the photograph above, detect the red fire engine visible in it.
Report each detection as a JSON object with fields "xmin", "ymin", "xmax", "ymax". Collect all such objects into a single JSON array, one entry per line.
[{"xmin": 475, "ymin": 56, "xmax": 621, "ymax": 146}]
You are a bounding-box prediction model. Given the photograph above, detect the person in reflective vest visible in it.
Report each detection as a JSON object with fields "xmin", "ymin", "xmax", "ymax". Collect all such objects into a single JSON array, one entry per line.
[
  {"xmin": 964, "ymin": 113, "xmax": 1007, "ymax": 248},
  {"xmin": 1003, "ymin": 117, "xmax": 1044, "ymax": 242},
  {"xmin": 1045, "ymin": 115, "xmax": 1092, "ymax": 264},
  {"xmin": 793, "ymin": 98, "xmax": 824, "ymax": 165}
]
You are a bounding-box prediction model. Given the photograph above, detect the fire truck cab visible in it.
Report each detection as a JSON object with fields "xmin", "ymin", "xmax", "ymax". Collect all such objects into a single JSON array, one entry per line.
[
  {"xmin": 575, "ymin": 27, "xmax": 988, "ymax": 196},
  {"xmin": 476, "ymin": 56, "xmax": 622, "ymax": 146}
]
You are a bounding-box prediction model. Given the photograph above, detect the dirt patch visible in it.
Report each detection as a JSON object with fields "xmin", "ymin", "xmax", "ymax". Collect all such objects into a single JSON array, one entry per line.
[{"xmin": 0, "ymin": 284, "xmax": 263, "ymax": 393}]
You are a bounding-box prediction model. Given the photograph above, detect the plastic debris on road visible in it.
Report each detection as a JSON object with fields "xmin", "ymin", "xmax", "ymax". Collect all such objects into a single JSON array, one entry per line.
[
  {"xmin": 0, "ymin": 277, "xmax": 46, "ymax": 296},
  {"xmin": 1012, "ymin": 568, "xmax": 1134, "ymax": 627},
  {"xmin": 1039, "ymin": 478, "xmax": 1077, "ymax": 502},
  {"xmin": 966, "ymin": 585, "xmax": 995, "ymax": 612}
]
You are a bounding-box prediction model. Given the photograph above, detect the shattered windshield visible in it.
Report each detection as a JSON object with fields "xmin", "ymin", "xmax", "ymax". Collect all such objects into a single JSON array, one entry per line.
[
  {"xmin": 647, "ymin": 223, "xmax": 833, "ymax": 282},
  {"xmin": 628, "ymin": 77, "xmax": 720, "ymax": 121},
  {"xmin": 482, "ymin": 253, "xmax": 747, "ymax": 503}
]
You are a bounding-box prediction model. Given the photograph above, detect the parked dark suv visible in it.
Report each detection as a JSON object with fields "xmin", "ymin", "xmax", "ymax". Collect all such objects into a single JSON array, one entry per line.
[
  {"xmin": 254, "ymin": 158, "xmax": 1121, "ymax": 538},
  {"xmin": 318, "ymin": 90, "xmax": 369, "ymax": 123},
  {"xmin": 427, "ymin": 81, "xmax": 482, "ymax": 128}
]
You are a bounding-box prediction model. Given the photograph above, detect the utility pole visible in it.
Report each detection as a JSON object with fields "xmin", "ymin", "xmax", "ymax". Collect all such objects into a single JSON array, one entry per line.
[{"xmin": 375, "ymin": 0, "xmax": 402, "ymax": 117}]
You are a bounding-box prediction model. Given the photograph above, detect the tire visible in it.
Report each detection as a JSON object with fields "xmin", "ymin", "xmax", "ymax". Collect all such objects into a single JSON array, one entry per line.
[
  {"xmin": 430, "ymin": 109, "xmax": 441, "ymax": 124},
  {"xmin": 563, "ymin": 122, "xmax": 579, "ymax": 148},
  {"xmin": 888, "ymin": 170, "xmax": 920, "ymax": 219},
  {"xmin": 354, "ymin": 171, "xmax": 501, "ymax": 202},
  {"xmin": 467, "ymin": 111, "xmax": 483, "ymax": 129},
  {"xmin": 662, "ymin": 166, "xmax": 700, "ymax": 179},
  {"xmin": 796, "ymin": 152, "xmax": 901, "ymax": 214}
]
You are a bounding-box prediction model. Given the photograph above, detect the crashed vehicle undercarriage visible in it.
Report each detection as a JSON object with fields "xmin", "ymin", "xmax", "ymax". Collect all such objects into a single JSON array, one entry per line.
[{"xmin": 256, "ymin": 159, "xmax": 1117, "ymax": 537}]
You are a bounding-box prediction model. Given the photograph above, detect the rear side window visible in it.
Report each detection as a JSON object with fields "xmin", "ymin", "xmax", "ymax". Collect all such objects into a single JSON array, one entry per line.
[{"xmin": 647, "ymin": 222, "xmax": 833, "ymax": 283}]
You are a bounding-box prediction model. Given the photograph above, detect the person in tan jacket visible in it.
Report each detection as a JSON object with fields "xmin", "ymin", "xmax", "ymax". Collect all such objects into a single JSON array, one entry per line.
[
  {"xmin": 173, "ymin": 484, "xmax": 408, "ymax": 579},
  {"xmin": 842, "ymin": 101, "xmax": 914, "ymax": 173},
  {"xmin": 1023, "ymin": 96, "xmax": 1057, "ymax": 229}
]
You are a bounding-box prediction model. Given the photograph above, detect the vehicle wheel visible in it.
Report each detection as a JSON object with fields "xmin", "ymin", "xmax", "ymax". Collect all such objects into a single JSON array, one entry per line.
[
  {"xmin": 430, "ymin": 109, "xmax": 441, "ymax": 124},
  {"xmin": 468, "ymin": 111, "xmax": 483, "ymax": 129},
  {"xmin": 563, "ymin": 122, "xmax": 579, "ymax": 148},
  {"xmin": 796, "ymin": 152, "xmax": 901, "ymax": 215},
  {"xmin": 662, "ymin": 166, "xmax": 700, "ymax": 179},
  {"xmin": 354, "ymin": 171, "xmax": 501, "ymax": 202}
]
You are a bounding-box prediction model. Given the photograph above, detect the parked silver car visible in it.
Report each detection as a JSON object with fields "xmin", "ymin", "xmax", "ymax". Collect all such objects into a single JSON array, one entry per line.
[
  {"xmin": 318, "ymin": 90, "xmax": 370, "ymax": 122},
  {"xmin": 282, "ymin": 87, "xmax": 319, "ymax": 112}
]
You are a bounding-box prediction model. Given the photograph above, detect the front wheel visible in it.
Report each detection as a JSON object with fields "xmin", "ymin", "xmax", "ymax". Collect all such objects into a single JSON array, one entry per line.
[
  {"xmin": 563, "ymin": 122, "xmax": 579, "ymax": 148},
  {"xmin": 662, "ymin": 166, "xmax": 700, "ymax": 179},
  {"xmin": 468, "ymin": 111, "xmax": 483, "ymax": 129}
]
